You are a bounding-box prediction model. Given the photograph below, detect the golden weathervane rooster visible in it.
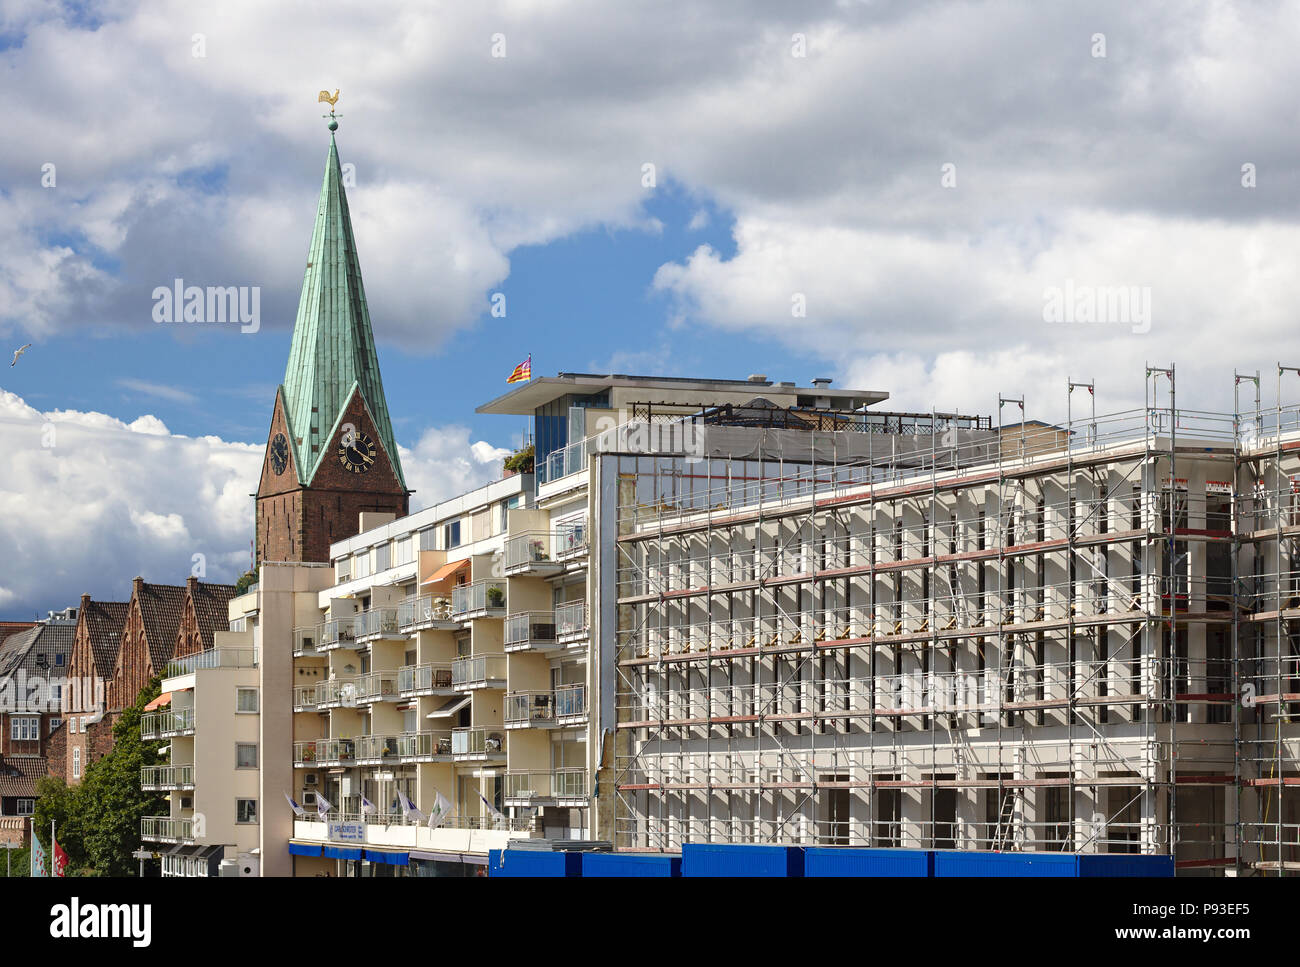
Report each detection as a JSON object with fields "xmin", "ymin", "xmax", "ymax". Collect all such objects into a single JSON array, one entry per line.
[{"xmin": 318, "ymin": 89, "xmax": 340, "ymax": 110}]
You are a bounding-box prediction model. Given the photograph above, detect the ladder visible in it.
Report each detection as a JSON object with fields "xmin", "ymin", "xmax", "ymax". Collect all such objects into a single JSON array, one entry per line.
[{"xmin": 992, "ymin": 790, "xmax": 1021, "ymax": 850}]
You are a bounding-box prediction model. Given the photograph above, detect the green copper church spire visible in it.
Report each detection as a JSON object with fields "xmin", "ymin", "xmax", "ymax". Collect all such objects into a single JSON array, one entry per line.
[{"xmin": 280, "ymin": 113, "xmax": 406, "ymax": 489}]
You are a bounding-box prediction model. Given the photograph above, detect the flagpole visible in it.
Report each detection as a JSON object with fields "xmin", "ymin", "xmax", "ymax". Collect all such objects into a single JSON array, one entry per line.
[{"xmin": 50, "ymin": 820, "xmax": 54, "ymax": 878}]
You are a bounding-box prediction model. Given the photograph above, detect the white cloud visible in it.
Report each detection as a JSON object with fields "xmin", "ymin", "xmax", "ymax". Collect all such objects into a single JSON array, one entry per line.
[
  {"xmin": 0, "ymin": 387, "xmax": 261, "ymax": 611},
  {"xmin": 400, "ymin": 426, "xmax": 513, "ymax": 511}
]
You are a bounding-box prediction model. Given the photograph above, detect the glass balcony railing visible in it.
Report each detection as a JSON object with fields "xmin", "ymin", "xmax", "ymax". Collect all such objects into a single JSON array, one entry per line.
[
  {"xmin": 451, "ymin": 727, "xmax": 506, "ymax": 758},
  {"xmin": 293, "ymin": 625, "xmax": 323, "ymax": 656},
  {"xmin": 505, "ymin": 690, "xmax": 555, "ymax": 727},
  {"xmin": 395, "ymin": 730, "xmax": 454, "ymax": 760},
  {"xmin": 504, "ymin": 612, "xmax": 557, "ymax": 651},
  {"xmin": 555, "ymin": 520, "xmax": 588, "ymax": 558},
  {"xmin": 355, "ymin": 734, "xmax": 400, "ymax": 762},
  {"xmin": 322, "ymin": 614, "xmax": 365, "ymax": 648},
  {"xmin": 360, "ymin": 607, "xmax": 401, "ymax": 638},
  {"xmin": 451, "ymin": 654, "xmax": 507, "ymax": 689},
  {"xmin": 398, "ymin": 594, "xmax": 454, "ymax": 630},
  {"xmin": 505, "ymin": 533, "xmax": 560, "ymax": 572},
  {"xmin": 537, "ymin": 439, "xmax": 588, "ymax": 486},
  {"xmin": 555, "ymin": 683, "xmax": 587, "ymax": 719},
  {"xmin": 397, "ymin": 662, "xmax": 454, "ymax": 695},
  {"xmin": 354, "ymin": 671, "xmax": 400, "ymax": 704},
  {"xmin": 503, "ymin": 768, "xmax": 588, "ymax": 802},
  {"xmin": 556, "ymin": 600, "xmax": 588, "ymax": 638},
  {"xmin": 313, "ymin": 738, "xmax": 356, "ymax": 764},
  {"xmin": 293, "ymin": 684, "xmax": 321, "ymax": 711},
  {"xmin": 317, "ymin": 678, "xmax": 362, "ymax": 708},
  {"xmin": 451, "ymin": 581, "xmax": 507, "ymax": 618},
  {"xmin": 162, "ymin": 646, "xmax": 258, "ymax": 678},
  {"xmin": 140, "ymin": 708, "xmax": 194, "ymax": 740},
  {"xmin": 140, "ymin": 764, "xmax": 194, "ymax": 789}
]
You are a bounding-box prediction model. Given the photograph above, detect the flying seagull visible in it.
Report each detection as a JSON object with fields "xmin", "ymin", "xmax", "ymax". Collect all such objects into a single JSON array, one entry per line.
[{"xmin": 10, "ymin": 344, "xmax": 31, "ymax": 367}]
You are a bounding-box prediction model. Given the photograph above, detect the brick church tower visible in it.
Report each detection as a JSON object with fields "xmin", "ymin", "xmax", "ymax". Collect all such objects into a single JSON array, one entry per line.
[{"xmin": 256, "ymin": 119, "xmax": 409, "ymax": 564}]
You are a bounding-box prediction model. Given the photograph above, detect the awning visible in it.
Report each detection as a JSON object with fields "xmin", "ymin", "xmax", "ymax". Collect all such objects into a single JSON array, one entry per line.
[
  {"xmin": 322, "ymin": 845, "xmax": 363, "ymax": 861},
  {"xmin": 421, "ymin": 559, "xmax": 469, "ymax": 587},
  {"xmin": 426, "ymin": 695, "xmax": 471, "ymax": 719},
  {"xmin": 289, "ymin": 842, "xmax": 322, "ymax": 858},
  {"xmin": 410, "ymin": 849, "xmax": 488, "ymax": 866},
  {"xmin": 143, "ymin": 692, "xmax": 172, "ymax": 711},
  {"xmin": 364, "ymin": 849, "xmax": 409, "ymax": 866}
]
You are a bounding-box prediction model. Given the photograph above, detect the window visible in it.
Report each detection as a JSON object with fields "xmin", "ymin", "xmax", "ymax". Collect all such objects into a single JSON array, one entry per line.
[
  {"xmin": 10, "ymin": 716, "xmax": 38, "ymax": 741},
  {"xmin": 55, "ymin": 654, "xmax": 65, "ymax": 667},
  {"xmin": 236, "ymin": 799, "xmax": 258, "ymax": 824},
  {"xmin": 49, "ymin": 718, "xmax": 61, "ymax": 735},
  {"xmin": 335, "ymin": 557, "xmax": 352, "ymax": 582},
  {"xmin": 236, "ymin": 688, "xmax": 259, "ymax": 713},
  {"xmin": 72, "ymin": 747, "xmax": 81, "ymax": 779},
  {"xmin": 15, "ymin": 799, "xmax": 34, "ymax": 816},
  {"xmin": 374, "ymin": 542, "xmax": 391, "ymax": 572},
  {"xmin": 236, "ymin": 743, "xmax": 258, "ymax": 768},
  {"xmin": 418, "ymin": 528, "xmax": 437, "ymax": 552},
  {"xmin": 444, "ymin": 520, "xmax": 461, "ymax": 549}
]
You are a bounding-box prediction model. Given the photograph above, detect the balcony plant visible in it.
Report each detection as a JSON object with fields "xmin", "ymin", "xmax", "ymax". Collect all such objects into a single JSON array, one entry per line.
[
  {"xmin": 486, "ymin": 585, "xmax": 505, "ymax": 608},
  {"xmin": 503, "ymin": 443, "xmax": 535, "ymax": 476}
]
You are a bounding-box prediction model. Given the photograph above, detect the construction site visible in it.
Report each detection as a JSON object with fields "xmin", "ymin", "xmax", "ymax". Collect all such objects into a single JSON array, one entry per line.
[{"xmin": 607, "ymin": 365, "xmax": 1300, "ymax": 876}]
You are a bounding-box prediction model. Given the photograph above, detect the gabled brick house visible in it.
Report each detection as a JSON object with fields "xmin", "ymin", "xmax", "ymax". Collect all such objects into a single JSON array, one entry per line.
[
  {"xmin": 62, "ymin": 595, "xmax": 130, "ymax": 785},
  {"xmin": 174, "ymin": 577, "xmax": 239, "ymax": 660},
  {"xmin": 106, "ymin": 578, "xmax": 188, "ymax": 716}
]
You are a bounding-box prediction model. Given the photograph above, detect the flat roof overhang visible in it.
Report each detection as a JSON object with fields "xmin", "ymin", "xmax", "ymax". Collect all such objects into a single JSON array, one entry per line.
[{"xmin": 476, "ymin": 373, "xmax": 889, "ymax": 416}]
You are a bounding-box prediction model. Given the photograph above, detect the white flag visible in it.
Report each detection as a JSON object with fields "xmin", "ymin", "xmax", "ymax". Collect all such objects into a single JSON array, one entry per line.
[
  {"xmin": 397, "ymin": 788, "xmax": 427, "ymax": 824},
  {"xmin": 284, "ymin": 791, "xmax": 306, "ymax": 817},
  {"xmin": 478, "ymin": 791, "xmax": 507, "ymax": 830},
  {"xmin": 359, "ymin": 794, "xmax": 375, "ymax": 815},
  {"xmin": 426, "ymin": 790, "xmax": 453, "ymax": 830},
  {"xmin": 315, "ymin": 791, "xmax": 332, "ymax": 818}
]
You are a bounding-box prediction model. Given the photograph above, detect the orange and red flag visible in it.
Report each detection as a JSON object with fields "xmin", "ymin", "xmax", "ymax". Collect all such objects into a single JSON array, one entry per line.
[{"xmin": 507, "ymin": 354, "xmax": 532, "ymax": 384}]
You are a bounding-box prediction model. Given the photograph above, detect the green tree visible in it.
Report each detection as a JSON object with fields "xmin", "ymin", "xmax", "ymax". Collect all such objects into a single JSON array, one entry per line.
[
  {"xmin": 0, "ymin": 846, "xmax": 29, "ymax": 877},
  {"xmin": 234, "ymin": 570, "xmax": 257, "ymax": 594},
  {"xmin": 33, "ymin": 775, "xmax": 86, "ymax": 873},
  {"xmin": 32, "ymin": 678, "xmax": 167, "ymax": 876}
]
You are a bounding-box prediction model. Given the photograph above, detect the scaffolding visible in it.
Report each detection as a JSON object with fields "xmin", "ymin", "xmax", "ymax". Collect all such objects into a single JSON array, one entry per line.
[{"xmin": 607, "ymin": 364, "xmax": 1300, "ymax": 875}]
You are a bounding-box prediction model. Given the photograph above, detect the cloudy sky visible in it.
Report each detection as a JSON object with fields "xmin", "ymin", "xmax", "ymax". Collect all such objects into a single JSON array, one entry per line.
[{"xmin": 2, "ymin": 0, "xmax": 1298, "ymax": 616}]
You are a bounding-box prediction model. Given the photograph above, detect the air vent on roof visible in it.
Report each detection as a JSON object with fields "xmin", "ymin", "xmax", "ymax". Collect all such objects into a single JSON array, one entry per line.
[
  {"xmin": 812, "ymin": 377, "xmax": 833, "ymax": 387},
  {"xmin": 748, "ymin": 374, "xmax": 768, "ymax": 382}
]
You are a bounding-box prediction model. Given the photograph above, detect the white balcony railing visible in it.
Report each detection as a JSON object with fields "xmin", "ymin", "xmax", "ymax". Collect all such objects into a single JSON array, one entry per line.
[
  {"xmin": 140, "ymin": 816, "xmax": 194, "ymax": 842},
  {"xmin": 360, "ymin": 607, "xmax": 401, "ymax": 638},
  {"xmin": 505, "ymin": 690, "xmax": 556, "ymax": 727},
  {"xmin": 451, "ymin": 727, "xmax": 506, "ymax": 758},
  {"xmin": 397, "ymin": 662, "xmax": 455, "ymax": 696},
  {"xmin": 451, "ymin": 654, "xmax": 507, "ymax": 689},
  {"xmin": 451, "ymin": 581, "xmax": 507, "ymax": 618},
  {"xmin": 163, "ymin": 646, "xmax": 258, "ymax": 678},
  {"xmin": 354, "ymin": 671, "xmax": 400, "ymax": 704},
  {"xmin": 555, "ymin": 683, "xmax": 587, "ymax": 719},
  {"xmin": 398, "ymin": 594, "xmax": 454, "ymax": 630},
  {"xmin": 556, "ymin": 600, "xmax": 588, "ymax": 638},
  {"xmin": 140, "ymin": 764, "xmax": 194, "ymax": 790},
  {"xmin": 140, "ymin": 708, "xmax": 195, "ymax": 740},
  {"xmin": 504, "ymin": 612, "xmax": 558, "ymax": 651},
  {"xmin": 503, "ymin": 768, "xmax": 588, "ymax": 803}
]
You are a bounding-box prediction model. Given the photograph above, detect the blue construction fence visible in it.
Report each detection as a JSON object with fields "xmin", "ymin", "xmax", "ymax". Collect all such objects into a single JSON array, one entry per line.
[{"xmin": 487, "ymin": 844, "xmax": 1174, "ymax": 878}]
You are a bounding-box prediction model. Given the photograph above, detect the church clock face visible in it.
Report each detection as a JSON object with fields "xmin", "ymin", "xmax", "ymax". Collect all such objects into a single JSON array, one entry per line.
[
  {"xmin": 270, "ymin": 433, "xmax": 290, "ymax": 475},
  {"xmin": 339, "ymin": 430, "xmax": 377, "ymax": 474}
]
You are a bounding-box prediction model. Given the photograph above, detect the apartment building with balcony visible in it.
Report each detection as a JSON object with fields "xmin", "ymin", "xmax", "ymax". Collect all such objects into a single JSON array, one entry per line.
[
  {"xmin": 288, "ymin": 485, "xmax": 546, "ymax": 875},
  {"xmin": 140, "ymin": 566, "xmax": 331, "ymax": 876}
]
